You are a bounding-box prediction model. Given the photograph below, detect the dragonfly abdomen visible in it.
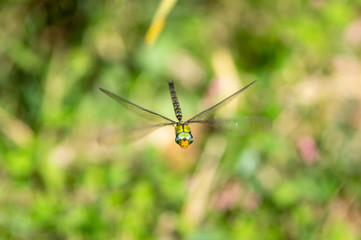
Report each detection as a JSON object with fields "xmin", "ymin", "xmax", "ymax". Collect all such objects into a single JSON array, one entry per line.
[{"xmin": 168, "ymin": 82, "xmax": 183, "ymax": 121}]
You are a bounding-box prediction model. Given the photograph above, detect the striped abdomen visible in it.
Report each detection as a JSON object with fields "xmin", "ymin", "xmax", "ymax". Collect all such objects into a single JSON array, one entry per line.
[{"xmin": 168, "ymin": 82, "xmax": 183, "ymax": 121}]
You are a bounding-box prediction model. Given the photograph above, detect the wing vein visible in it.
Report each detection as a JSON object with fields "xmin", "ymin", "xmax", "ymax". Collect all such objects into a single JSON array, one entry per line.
[
  {"xmin": 185, "ymin": 80, "xmax": 257, "ymax": 123},
  {"xmin": 99, "ymin": 88, "xmax": 177, "ymax": 124}
]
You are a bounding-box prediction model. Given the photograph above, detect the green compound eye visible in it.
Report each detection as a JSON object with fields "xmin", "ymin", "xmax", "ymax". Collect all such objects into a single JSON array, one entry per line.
[{"xmin": 175, "ymin": 132, "xmax": 194, "ymax": 148}]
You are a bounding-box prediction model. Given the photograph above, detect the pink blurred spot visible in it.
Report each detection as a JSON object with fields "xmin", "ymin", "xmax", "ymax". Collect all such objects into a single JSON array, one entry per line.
[
  {"xmin": 214, "ymin": 181, "xmax": 261, "ymax": 211},
  {"xmin": 345, "ymin": 17, "xmax": 361, "ymax": 46},
  {"xmin": 203, "ymin": 78, "xmax": 221, "ymax": 106},
  {"xmin": 297, "ymin": 136, "xmax": 319, "ymax": 164},
  {"xmin": 215, "ymin": 181, "xmax": 242, "ymax": 211}
]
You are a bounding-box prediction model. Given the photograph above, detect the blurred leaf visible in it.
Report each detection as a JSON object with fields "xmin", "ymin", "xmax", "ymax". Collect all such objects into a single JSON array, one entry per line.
[{"xmin": 145, "ymin": 0, "xmax": 178, "ymax": 45}]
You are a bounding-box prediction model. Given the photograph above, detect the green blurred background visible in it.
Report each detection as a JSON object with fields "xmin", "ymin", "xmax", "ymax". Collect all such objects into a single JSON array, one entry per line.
[{"xmin": 0, "ymin": 0, "xmax": 360, "ymax": 239}]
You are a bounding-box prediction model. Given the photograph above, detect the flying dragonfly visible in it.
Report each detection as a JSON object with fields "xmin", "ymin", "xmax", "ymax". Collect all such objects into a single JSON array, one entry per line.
[{"xmin": 98, "ymin": 80, "xmax": 269, "ymax": 149}]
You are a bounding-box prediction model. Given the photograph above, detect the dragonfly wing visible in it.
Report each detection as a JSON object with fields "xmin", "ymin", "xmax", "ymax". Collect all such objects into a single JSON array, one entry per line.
[
  {"xmin": 97, "ymin": 122, "xmax": 174, "ymax": 145},
  {"xmin": 99, "ymin": 88, "xmax": 176, "ymax": 124},
  {"xmin": 185, "ymin": 80, "xmax": 256, "ymax": 123},
  {"xmin": 189, "ymin": 116, "xmax": 272, "ymax": 136}
]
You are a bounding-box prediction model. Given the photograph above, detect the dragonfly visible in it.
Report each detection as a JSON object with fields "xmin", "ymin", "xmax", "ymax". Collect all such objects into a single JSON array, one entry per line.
[{"xmin": 99, "ymin": 80, "xmax": 268, "ymax": 149}]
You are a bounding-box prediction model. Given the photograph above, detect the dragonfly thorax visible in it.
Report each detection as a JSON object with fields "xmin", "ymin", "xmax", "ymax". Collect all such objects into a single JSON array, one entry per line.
[{"xmin": 175, "ymin": 123, "xmax": 193, "ymax": 149}]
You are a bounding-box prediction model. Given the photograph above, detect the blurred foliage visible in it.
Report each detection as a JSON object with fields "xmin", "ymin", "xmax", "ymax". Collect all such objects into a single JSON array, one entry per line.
[{"xmin": 1, "ymin": 0, "xmax": 361, "ymax": 239}]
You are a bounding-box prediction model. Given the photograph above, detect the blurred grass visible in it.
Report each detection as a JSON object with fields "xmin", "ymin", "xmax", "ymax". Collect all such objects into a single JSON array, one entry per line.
[{"xmin": 0, "ymin": 0, "xmax": 361, "ymax": 239}]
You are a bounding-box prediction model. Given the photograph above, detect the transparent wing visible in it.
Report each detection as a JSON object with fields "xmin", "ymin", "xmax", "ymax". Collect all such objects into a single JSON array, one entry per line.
[
  {"xmin": 185, "ymin": 80, "xmax": 256, "ymax": 123},
  {"xmin": 189, "ymin": 116, "xmax": 272, "ymax": 135},
  {"xmin": 99, "ymin": 88, "xmax": 176, "ymax": 124},
  {"xmin": 97, "ymin": 122, "xmax": 174, "ymax": 145}
]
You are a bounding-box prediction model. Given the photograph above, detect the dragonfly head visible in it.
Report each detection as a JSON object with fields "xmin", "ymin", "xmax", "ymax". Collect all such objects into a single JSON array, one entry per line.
[{"xmin": 175, "ymin": 132, "xmax": 194, "ymax": 149}]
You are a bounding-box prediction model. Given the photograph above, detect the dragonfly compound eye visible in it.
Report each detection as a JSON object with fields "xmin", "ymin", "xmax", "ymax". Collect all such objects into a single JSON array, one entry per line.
[{"xmin": 175, "ymin": 132, "xmax": 194, "ymax": 148}]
